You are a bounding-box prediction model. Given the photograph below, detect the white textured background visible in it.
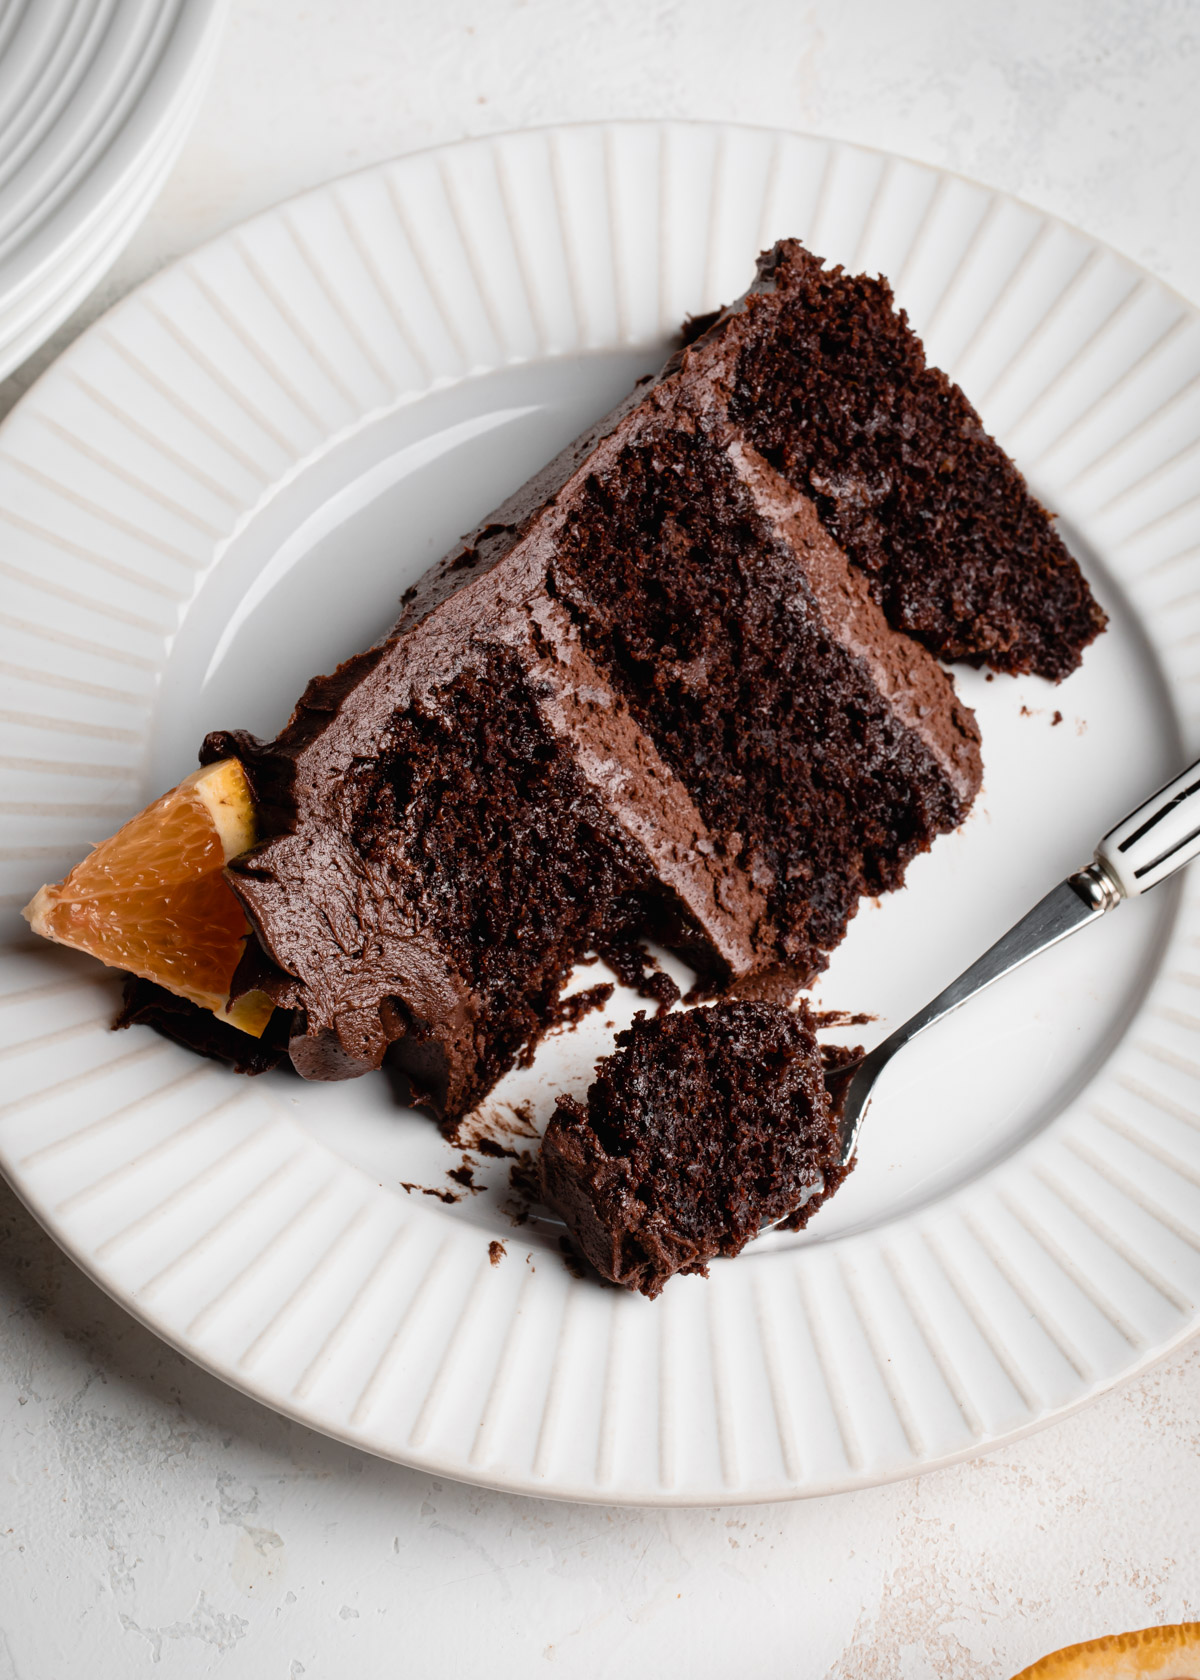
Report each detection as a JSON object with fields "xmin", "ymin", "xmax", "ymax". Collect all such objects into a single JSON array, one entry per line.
[{"xmin": 3, "ymin": 1, "xmax": 1200, "ymax": 1674}]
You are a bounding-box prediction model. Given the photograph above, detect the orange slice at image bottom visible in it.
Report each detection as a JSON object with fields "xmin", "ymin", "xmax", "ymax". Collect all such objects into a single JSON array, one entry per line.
[
  {"xmin": 23, "ymin": 758, "xmax": 273, "ymax": 1037},
  {"xmin": 1013, "ymin": 1624, "xmax": 1200, "ymax": 1680}
]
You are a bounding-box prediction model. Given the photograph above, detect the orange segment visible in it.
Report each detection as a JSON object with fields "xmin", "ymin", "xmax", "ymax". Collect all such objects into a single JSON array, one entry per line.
[
  {"xmin": 1012, "ymin": 1623, "xmax": 1200, "ymax": 1680},
  {"xmin": 23, "ymin": 758, "xmax": 273, "ymax": 1037}
]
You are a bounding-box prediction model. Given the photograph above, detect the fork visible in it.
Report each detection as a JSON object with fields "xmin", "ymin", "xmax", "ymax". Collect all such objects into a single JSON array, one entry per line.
[{"xmin": 803, "ymin": 755, "xmax": 1200, "ymax": 1204}]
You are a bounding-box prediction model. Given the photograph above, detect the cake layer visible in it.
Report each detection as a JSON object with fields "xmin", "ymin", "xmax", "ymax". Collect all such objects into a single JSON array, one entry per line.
[{"xmin": 540, "ymin": 1001, "xmax": 849, "ymax": 1297}]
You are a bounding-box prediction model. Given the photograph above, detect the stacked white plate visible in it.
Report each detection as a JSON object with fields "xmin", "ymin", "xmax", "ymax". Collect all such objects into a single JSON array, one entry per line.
[{"xmin": 0, "ymin": 0, "xmax": 227, "ymax": 381}]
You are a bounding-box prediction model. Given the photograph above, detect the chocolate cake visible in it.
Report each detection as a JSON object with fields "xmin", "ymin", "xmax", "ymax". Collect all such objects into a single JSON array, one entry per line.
[
  {"xmin": 539, "ymin": 1002, "xmax": 849, "ymax": 1297},
  {"xmin": 130, "ymin": 238, "xmax": 1105, "ymax": 1126}
]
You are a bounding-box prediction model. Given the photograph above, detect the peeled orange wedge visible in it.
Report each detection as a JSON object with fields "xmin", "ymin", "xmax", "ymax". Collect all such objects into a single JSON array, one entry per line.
[
  {"xmin": 1012, "ymin": 1624, "xmax": 1200, "ymax": 1680},
  {"xmin": 23, "ymin": 758, "xmax": 273, "ymax": 1037}
]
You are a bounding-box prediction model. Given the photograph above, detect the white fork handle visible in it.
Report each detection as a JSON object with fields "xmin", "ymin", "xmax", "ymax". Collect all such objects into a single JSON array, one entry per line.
[{"xmin": 1096, "ymin": 757, "xmax": 1200, "ymax": 897}]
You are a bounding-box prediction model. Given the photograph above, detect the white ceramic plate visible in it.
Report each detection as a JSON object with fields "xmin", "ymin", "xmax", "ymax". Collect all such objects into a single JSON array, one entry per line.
[
  {"xmin": 0, "ymin": 0, "xmax": 227, "ymax": 378},
  {"xmin": 2, "ymin": 123, "xmax": 1199, "ymax": 1506}
]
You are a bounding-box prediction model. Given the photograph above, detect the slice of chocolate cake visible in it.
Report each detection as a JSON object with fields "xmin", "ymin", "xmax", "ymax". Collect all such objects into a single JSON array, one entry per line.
[
  {"xmin": 539, "ymin": 1002, "xmax": 849, "ymax": 1297},
  {"xmin": 94, "ymin": 236, "xmax": 1104, "ymax": 1125},
  {"xmin": 199, "ymin": 393, "xmax": 981, "ymax": 1124}
]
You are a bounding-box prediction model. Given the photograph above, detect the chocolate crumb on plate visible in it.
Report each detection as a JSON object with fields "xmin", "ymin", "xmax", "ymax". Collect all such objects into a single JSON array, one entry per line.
[
  {"xmin": 400, "ymin": 1181, "xmax": 460, "ymax": 1205},
  {"xmin": 447, "ymin": 1160, "xmax": 483, "ymax": 1193},
  {"xmin": 517, "ymin": 980, "xmax": 615, "ymax": 1066}
]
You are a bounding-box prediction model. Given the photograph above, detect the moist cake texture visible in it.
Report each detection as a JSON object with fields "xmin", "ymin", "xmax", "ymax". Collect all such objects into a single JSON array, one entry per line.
[
  {"xmin": 720, "ymin": 242, "xmax": 1107, "ymax": 679},
  {"xmin": 128, "ymin": 236, "xmax": 1106, "ymax": 1124},
  {"xmin": 540, "ymin": 1002, "xmax": 849, "ymax": 1297},
  {"xmin": 549, "ymin": 422, "xmax": 981, "ymax": 970}
]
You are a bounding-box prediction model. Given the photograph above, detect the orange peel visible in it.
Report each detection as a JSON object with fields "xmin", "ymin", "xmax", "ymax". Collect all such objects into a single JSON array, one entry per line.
[
  {"xmin": 23, "ymin": 758, "xmax": 272, "ymax": 1037},
  {"xmin": 1013, "ymin": 1623, "xmax": 1200, "ymax": 1680}
]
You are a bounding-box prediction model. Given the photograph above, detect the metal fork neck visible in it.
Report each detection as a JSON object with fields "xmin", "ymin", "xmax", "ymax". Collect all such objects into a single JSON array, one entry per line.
[
  {"xmin": 835, "ymin": 859, "xmax": 1124, "ymax": 1165},
  {"xmin": 1069, "ymin": 858, "xmax": 1123, "ymax": 913}
]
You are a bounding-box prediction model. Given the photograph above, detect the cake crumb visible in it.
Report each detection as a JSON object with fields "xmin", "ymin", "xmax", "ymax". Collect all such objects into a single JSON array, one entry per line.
[
  {"xmin": 596, "ymin": 936, "xmax": 680, "ymax": 1012},
  {"xmin": 1051, "ymin": 709, "xmax": 1063, "ymax": 726},
  {"xmin": 518, "ymin": 981, "xmax": 615, "ymax": 1065},
  {"xmin": 475, "ymin": 1136, "xmax": 517, "ymax": 1160},
  {"xmin": 1020, "ymin": 704, "xmax": 1034, "ymax": 717},
  {"xmin": 457, "ymin": 1099, "xmax": 540, "ymax": 1154},
  {"xmin": 812, "ymin": 1009, "xmax": 876, "ymax": 1028},
  {"xmin": 502, "ymin": 1150, "xmax": 541, "ymax": 1226},
  {"xmin": 540, "ymin": 1002, "xmax": 851, "ymax": 1296},
  {"xmin": 400, "ymin": 1181, "xmax": 460, "ymax": 1205},
  {"xmin": 448, "ymin": 1158, "xmax": 484, "ymax": 1194},
  {"xmin": 488, "ymin": 1240, "xmax": 506, "ymax": 1266}
]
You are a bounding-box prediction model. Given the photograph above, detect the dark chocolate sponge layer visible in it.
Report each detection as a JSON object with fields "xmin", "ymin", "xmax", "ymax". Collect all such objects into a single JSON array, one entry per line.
[{"xmin": 723, "ymin": 241, "xmax": 1106, "ymax": 679}]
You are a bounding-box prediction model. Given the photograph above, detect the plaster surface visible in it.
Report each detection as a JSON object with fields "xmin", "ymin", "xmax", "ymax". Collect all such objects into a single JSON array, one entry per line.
[{"xmin": 3, "ymin": 2, "xmax": 1199, "ymax": 1674}]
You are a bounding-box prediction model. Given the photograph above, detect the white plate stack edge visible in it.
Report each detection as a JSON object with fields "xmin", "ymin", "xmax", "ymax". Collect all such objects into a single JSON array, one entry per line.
[{"xmin": 0, "ymin": 0, "xmax": 227, "ymax": 380}]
